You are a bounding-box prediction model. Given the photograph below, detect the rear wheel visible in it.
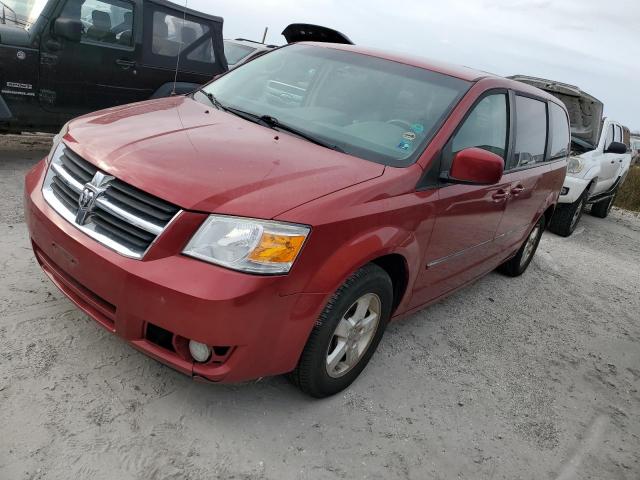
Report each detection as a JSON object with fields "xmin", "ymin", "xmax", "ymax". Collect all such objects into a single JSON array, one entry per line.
[
  {"xmin": 548, "ymin": 191, "xmax": 587, "ymax": 237},
  {"xmin": 498, "ymin": 215, "xmax": 545, "ymax": 277},
  {"xmin": 289, "ymin": 264, "xmax": 393, "ymax": 398},
  {"xmin": 590, "ymin": 192, "xmax": 616, "ymax": 218}
]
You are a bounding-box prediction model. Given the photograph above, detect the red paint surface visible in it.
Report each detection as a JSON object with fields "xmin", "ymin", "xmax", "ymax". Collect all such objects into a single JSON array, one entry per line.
[{"xmin": 25, "ymin": 52, "xmax": 567, "ymax": 383}]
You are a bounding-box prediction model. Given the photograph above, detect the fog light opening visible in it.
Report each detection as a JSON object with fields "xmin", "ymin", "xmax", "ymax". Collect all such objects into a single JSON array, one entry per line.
[{"xmin": 189, "ymin": 340, "xmax": 212, "ymax": 363}]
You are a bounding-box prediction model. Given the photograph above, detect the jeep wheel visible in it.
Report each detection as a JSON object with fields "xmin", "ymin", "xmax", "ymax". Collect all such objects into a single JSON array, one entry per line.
[
  {"xmin": 289, "ymin": 264, "xmax": 393, "ymax": 398},
  {"xmin": 591, "ymin": 193, "xmax": 616, "ymax": 219},
  {"xmin": 498, "ymin": 215, "xmax": 545, "ymax": 277},
  {"xmin": 548, "ymin": 192, "xmax": 586, "ymax": 237}
]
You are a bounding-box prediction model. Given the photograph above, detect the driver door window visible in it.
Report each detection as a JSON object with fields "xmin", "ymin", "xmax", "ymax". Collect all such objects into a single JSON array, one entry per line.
[
  {"xmin": 604, "ymin": 125, "xmax": 614, "ymax": 150},
  {"xmin": 443, "ymin": 93, "xmax": 508, "ymax": 171},
  {"xmin": 61, "ymin": 0, "xmax": 135, "ymax": 47}
]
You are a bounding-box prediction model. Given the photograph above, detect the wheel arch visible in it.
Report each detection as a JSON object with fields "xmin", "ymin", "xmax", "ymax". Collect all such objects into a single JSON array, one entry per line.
[
  {"xmin": 371, "ymin": 254, "xmax": 410, "ymax": 314},
  {"xmin": 292, "ymin": 225, "xmax": 422, "ymax": 317}
]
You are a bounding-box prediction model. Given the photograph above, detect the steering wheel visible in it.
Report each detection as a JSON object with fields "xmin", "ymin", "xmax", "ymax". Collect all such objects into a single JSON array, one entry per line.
[{"xmin": 386, "ymin": 119, "xmax": 413, "ymax": 130}]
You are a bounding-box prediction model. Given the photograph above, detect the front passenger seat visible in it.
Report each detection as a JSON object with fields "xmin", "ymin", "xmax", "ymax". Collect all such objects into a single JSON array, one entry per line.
[{"xmin": 86, "ymin": 11, "xmax": 114, "ymax": 42}]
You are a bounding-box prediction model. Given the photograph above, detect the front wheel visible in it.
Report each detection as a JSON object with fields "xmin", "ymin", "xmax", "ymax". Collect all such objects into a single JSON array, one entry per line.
[
  {"xmin": 289, "ymin": 264, "xmax": 393, "ymax": 398},
  {"xmin": 548, "ymin": 191, "xmax": 586, "ymax": 237},
  {"xmin": 498, "ymin": 215, "xmax": 545, "ymax": 277}
]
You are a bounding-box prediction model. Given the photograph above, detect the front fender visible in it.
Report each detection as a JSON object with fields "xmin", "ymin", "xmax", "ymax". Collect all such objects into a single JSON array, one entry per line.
[{"xmin": 283, "ymin": 223, "xmax": 425, "ymax": 318}]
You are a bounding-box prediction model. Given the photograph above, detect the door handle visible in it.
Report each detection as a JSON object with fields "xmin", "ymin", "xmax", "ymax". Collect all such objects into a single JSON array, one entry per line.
[
  {"xmin": 511, "ymin": 184, "xmax": 525, "ymax": 196},
  {"xmin": 492, "ymin": 189, "xmax": 510, "ymax": 202},
  {"xmin": 116, "ymin": 59, "xmax": 136, "ymax": 69}
]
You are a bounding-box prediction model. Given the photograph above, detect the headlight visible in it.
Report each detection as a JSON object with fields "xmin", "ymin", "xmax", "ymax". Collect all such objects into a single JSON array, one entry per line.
[
  {"xmin": 567, "ymin": 157, "xmax": 585, "ymax": 175},
  {"xmin": 47, "ymin": 121, "xmax": 70, "ymax": 164},
  {"xmin": 183, "ymin": 215, "xmax": 310, "ymax": 274}
]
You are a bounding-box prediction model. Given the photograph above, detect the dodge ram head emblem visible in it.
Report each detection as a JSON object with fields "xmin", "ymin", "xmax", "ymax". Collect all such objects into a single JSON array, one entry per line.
[{"xmin": 76, "ymin": 172, "xmax": 114, "ymax": 225}]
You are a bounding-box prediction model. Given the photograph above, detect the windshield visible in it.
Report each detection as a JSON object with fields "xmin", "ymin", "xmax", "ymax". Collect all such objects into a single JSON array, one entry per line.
[
  {"xmin": 224, "ymin": 41, "xmax": 257, "ymax": 66},
  {"xmin": 1, "ymin": 0, "xmax": 47, "ymax": 27},
  {"xmin": 202, "ymin": 45, "xmax": 471, "ymax": 166}
]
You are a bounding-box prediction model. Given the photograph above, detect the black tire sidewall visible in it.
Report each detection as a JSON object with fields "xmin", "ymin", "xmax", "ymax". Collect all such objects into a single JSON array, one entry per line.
[
  {"xmin": 295, "ymin": 265, "xmax": 393, "ymax": 398},
  {"xmin": 501, "ymin": 215, "xmax": 545, "ymax": 276}
]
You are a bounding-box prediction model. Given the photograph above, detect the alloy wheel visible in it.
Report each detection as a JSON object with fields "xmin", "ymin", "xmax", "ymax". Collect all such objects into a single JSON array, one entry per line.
[
  {"xmin": 571, "ymin": 199, "xmax": 584, "ymax": 229},
  {"xmin": 326, "ymin": 293, "xmax": 381, "ymax": 379},
  {"xmin": 520, "ymin": 224, "xmax": 541, "ymax": 269}
]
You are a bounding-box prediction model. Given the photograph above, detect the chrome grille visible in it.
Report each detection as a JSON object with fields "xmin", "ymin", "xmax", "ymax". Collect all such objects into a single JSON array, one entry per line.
[{"xmin": 42, "ymin": 144, "xmax": 181, "ymax": 259}]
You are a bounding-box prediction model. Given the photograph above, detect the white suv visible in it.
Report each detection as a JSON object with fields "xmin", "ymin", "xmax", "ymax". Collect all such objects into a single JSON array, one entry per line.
[{"xmin": 510, "ymin": 76, "xmax": 632, "ymax": 236}]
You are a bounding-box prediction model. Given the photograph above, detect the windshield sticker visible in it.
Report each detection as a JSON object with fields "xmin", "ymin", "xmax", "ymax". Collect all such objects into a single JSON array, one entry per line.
[
  {"xmin": 397, "ymin": 141, "xmax": 412, "ymax": 151},
  {"xmin": 403, "ymin": 132, "xmax": 417, "ymax": 142},
  {"xmin": 411, "ymin": 123, "xmax": 425, "ymax": 134}
]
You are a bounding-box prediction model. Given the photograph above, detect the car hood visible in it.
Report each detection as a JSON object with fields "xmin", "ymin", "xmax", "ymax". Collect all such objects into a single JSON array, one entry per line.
[
  {"xmin": 65, "ymin": 96, "xmax": 385, "ymax": 219},
  {"xmin": 509, "ymin": 75, "xmax": 604, "ymax": 149}
]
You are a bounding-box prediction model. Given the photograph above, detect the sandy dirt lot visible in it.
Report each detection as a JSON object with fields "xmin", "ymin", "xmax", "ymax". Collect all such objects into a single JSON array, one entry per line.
[{"xmin": 1, "ymin": 144, "xmax": 639, "ymax": 480}]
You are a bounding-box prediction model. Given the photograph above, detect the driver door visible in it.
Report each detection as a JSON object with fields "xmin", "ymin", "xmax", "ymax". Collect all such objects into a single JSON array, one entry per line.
[
  {"xmin": 595, "ymin": 122, "xmax": 622, "ymax": 194},
  {"xmin": 410, "ymin": 92, "xmax": 512, "ymax": 307},
  {"xmin": 39, "ymin": 0, "xmax": 140, "ymax": 117}
]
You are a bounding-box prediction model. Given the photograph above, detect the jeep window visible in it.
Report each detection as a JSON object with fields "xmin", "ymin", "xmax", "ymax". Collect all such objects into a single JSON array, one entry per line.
[
  {"xmin": 61, "ymin": 0, "xmax": 134, "ymax": 47},
  {"xmin": 445, "ymin": 93, "xmax": 508, "ymax": 171},
  {"xmin": 549, "ymin": 102, "xmax": 570, "ymax": 160},
  {"xmin": 200, "ymin": 44, "xmax": 471, "ymax": 167},
  {"xmin": 151, "ymin": 12, "xmax": 213, "ymax": 62},
  {"xmin": 224, "ymin": 41, "xmax": 257, "ymax": 66},
  {"xmin": 514, "ymin": 96, "xmax": 548, "ymax": 167},
  {"xmin": 0, "ymin": 0, "xmax": 46, "ymax": 27}
]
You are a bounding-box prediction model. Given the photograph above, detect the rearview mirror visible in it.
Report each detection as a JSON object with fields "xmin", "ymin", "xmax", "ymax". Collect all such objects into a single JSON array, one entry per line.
[
  {"xmin": 605, "ymin": 141, "xmax": 627, "ymax": 155},
  {"xmin": 53, "ymin": 17, "xmax": 82, "ymax": 42},
  {"xmin": 444, "ymin": 148, "xmax": 504, "ymax": 185}
]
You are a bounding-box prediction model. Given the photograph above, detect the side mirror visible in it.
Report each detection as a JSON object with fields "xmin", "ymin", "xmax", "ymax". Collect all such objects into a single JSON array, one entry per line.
[
  {"xmin": 53, "ymin": 17, "xmax": 82, "ymax": 42},
  {"xmin": 605, "ymin": 141, "xmax": 627, "ymax": 155},
  {"xmin": 445, "ymin": 147, "xmax": 504, "ymax": 185}
]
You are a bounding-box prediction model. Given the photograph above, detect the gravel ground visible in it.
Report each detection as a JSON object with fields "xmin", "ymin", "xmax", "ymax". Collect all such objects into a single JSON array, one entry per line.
[{"xmin": 1, "ymin": 144, "xmax": 639, "ymax": 480}]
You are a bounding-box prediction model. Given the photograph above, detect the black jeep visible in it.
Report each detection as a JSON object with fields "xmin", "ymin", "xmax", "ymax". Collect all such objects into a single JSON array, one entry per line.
[{"xmin": 0, "ymin": 0, "xmax": 227, "ymax": 132}]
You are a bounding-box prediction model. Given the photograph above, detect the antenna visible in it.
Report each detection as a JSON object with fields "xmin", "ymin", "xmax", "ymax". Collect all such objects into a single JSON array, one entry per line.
[
  {"xmin": 171, "ymin": 0, "xmax": 189, "ymax": 96},
  {"xmin": 261, "ymin": 27, "xmax": 268, "ymax": 44}
]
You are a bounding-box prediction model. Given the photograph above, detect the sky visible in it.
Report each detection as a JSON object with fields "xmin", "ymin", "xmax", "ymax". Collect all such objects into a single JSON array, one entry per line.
[{"xmin": 188, "ymin": 0, "xmax": 640, "ymax": 132}]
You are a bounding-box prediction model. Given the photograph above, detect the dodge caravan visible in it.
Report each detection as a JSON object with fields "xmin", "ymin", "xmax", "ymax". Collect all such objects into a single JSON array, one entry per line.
[{"xmin": 25, "ymin": 43, "xmax": 568, "ymax": 397}]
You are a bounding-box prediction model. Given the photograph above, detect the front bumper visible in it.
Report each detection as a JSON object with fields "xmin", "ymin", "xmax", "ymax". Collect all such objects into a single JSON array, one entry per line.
[
  {"xmin": 558, "ymin": 174, "xmax": 590, "ymax": 204},
  {"xmin": 24, "ymin": 159, "xmax": 326, "ymax": 383}
]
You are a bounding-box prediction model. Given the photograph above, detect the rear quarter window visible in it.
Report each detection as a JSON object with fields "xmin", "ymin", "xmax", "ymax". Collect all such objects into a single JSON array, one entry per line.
[{"xmin": 549, "ymin": 102, "xmax": 570, "ymax": 160}]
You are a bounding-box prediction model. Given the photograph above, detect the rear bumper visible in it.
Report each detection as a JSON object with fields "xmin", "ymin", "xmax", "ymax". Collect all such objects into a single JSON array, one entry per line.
[{"xmin": 24, "ymin": 159, "xmax": 327, "ymax": 383}]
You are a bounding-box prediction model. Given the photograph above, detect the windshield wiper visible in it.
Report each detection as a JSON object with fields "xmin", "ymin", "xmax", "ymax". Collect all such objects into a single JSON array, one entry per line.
[
  {"xmin": 197, "ymin": 94, "xmax": 345, "ymax": 153},
  {"xmin": 258, "ymin": 115, "xmax": 345, "ymax": 153},
  {"xmin": 199, "ymin": 90, "xmax": 227, "ymax": 111}
]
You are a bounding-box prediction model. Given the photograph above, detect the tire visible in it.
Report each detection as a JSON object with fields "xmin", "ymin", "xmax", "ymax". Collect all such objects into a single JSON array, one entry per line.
[
  {"xmin": 590, "ymin": 192, "xmax": 616, "ymax": 218},
  {"xmin": 498, "ymin": 215, "xmax": 545, "ymax": 277},
  {"xmin": 548, "ymin": 191, "xmax": 587, "ymax": 237},
  {"xmin": 289, "ymin": 264, "xmax": 393, "ymax": 398}
]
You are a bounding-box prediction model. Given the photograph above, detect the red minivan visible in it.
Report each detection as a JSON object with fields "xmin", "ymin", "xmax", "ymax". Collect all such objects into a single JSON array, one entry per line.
[{"xmin": 25, "ymin": 43, "xmax": 569, "ymax": 397}]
